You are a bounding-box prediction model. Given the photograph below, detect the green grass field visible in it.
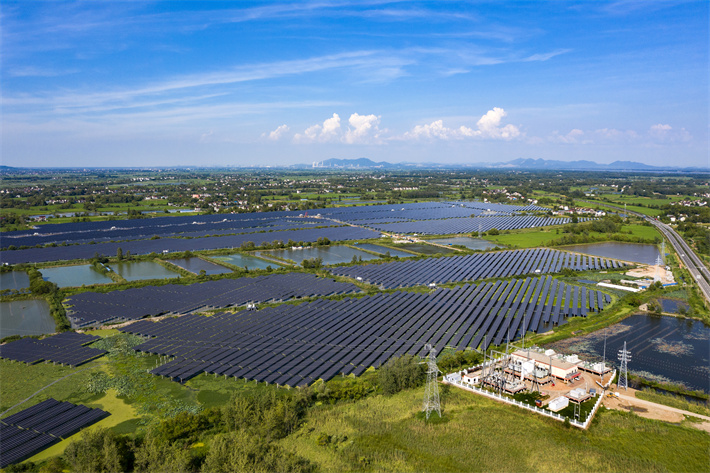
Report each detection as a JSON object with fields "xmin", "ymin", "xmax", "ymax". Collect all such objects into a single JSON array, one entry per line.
[{"xmin": 279, "ymin": 385, "xmax": 709, "ymax": 473}]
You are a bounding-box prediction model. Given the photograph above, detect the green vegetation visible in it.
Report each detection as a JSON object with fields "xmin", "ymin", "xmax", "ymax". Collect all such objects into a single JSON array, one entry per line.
[
  {"xmin": 280, "ymin": 386, "xmax": 710, "ymax": 473},
  {"xmin": 635, "ymin": 389, "xmax": 710, "ymax": 417}
]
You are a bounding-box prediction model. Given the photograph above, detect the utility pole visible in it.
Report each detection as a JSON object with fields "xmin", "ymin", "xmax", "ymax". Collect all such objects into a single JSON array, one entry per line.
[{"xmin": 421, "ymin": 344, "xmax": 442, "ymax": 420}]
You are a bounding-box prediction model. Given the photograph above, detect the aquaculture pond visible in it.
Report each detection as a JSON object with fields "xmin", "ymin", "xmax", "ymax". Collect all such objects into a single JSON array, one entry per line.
[
  {"xmin": 427, "ymin": 236, "xmax": 499, "ymax": 251},
  {"xmin": 40, "ymin": 265, "xmax": 114, "ymax": 288},
  {"xmin": 560, "ymin": 242, "xmax": 661, "ymax": 265},
  {"xmin": 166, "ymin": 257, "xmax": 231, "ymax": 275},
  {"xmin": 392, "ymin": 243, "xmax": 454, "ymax": 255},
  {"xmin": 353, "ymin": 243, "xmax": 417, "ymax": 258},
  {"xmin": 260, "ymin": 246, "xmax": 380, "ymax": 266},
  {"xmin": 0, "ymin": 271, "xmax": 30, "ymax": 292},
  {"xmin": 0, "ymin": 299, "xmax": 54, "ymax": 338},
  {"xmin": 211, "ymin": 253, "xmax": 281, "ymax": 270},
  {"xmin": 654, "ymin": 298, "xmax": 691, "ymax": 314},
  {"xmin": 111, "ymin": 261, "xmax": 180, "ymax": 281},
  {"xmin": 547, "ymin": 313, "xmax": 710, "ymax": 393}
]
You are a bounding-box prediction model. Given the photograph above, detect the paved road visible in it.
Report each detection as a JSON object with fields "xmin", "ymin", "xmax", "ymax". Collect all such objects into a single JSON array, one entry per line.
[{"xmin": 583, "ymin": 201, "xmax": 710, "ymax": 304}]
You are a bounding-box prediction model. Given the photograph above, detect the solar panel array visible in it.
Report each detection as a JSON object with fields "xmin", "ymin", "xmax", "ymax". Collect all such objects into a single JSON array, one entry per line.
[
  {"xmin": 330, "ymin": 248, "xmax": 626, "ymax": 288},
  {"xmin": 0, "ymin": 199, "xmax": 553, "ymax": 265},
  {"xmin": 366, "ymin": 216, "xmax": 592, "ymax": 235},
  {"xmin": 0, "ymin": 226, "xmax": 380, "ymax": 265},
  {"xmin": 0, "ymin": 332, "xmax": 105, "ymax": 366},
  {"xmin": 65, "ymin": 273, "xmax": 360, "ymax": 327},
  {"xmin": 0, "ymin": 398, "xmax": 109, "ymax": 468},
  {"xmin": 120, "ymin": 277, "xmax": 608, "ymax": 387},
  {"xmin": 2, "ymin": 216, "xmax": 331, "ymax": 249}
]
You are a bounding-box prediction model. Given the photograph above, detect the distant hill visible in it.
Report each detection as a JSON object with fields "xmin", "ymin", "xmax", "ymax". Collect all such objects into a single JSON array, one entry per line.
[
  {"xmin": 493, "ymin": 158, "xmax": 706, "ymax": 171},
  {"xmin": 300, "ymin": 157, "xmax": 707, "ymax": 172},
  {"xmin": 310, "ymin": 158, "xmax": 394, "ymax": 168}
]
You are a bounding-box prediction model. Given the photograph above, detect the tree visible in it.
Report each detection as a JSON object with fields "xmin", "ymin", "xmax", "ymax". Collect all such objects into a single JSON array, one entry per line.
[
  {"xmin": 378, "ymin": 355, "xmax": 426, "ymax": 395},
  {"xmin": 117, "ymin": 247, "xmax": 123, "ymax": 260},
  {"xmin": 63, "ymin": 428, "xmax": 127, "ymax": 473},
  {"xmin": 133, "ymin": 430, "xmax": 191, "ymax": 473}
]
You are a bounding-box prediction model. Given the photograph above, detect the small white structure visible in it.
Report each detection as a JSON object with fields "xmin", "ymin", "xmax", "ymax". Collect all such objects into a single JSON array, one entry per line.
[
  {"xmin": 548, "ymin": 396, "xmax": 569, "ymax": 412},
  {"xmin": 462, "ymin": 372, "xmax": 480, "ymax": 385}
]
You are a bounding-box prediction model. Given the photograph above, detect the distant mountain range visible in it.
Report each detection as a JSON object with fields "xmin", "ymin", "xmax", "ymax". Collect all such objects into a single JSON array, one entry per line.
[{"xmin": 300, "ymin": 157, "xmax": 708, "ymax": 172}]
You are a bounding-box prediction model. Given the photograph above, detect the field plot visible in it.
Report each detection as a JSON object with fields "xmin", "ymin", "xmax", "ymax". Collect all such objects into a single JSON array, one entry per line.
[
  {"xmin": 65, "ymin": 273, "xmax": 360, "ymax": 327},
  {"xmin": 0, "ymin": 398, "xmax": 109, "ymax": 468},
  {"xmin": 330, "ymin": 248, "xmax": 626, "ymax": 289},
  {"xmin": 0, "ymin": 225, "xmax": 380, "ymax": 265},
  {"xmin": 122, "ymin": 278, "xmax": 608, "ymax": 387},
  {"xmin": 0, "ymin": 332, "xmax": 106, "ymax": 366}
]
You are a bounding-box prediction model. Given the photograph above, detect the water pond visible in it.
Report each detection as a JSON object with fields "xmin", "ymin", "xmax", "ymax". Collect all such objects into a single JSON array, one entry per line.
[
  {"xmin": 40, "ymin": 265, "xmax": 114, "ymax": 288},
  {"xmin": 111, "ymin": 261, "xmax": 180, "ymax": 281},
  {"xmin": 0, "ymin": 271, "xmax": 30, "ymax": 291},
  {"xmin": 392, "ymin": 243, "xmax": 454, "ymax": 255},
  {"xmin": 0, "ymin": 299, "xmax": 55, "ymax": 337},
  {"xmin": 211, "ymin": 253, "xmax": 281, "ymax": 270},
  {"xmin": 166, "ymin": 257, "xmax": 232, "ymax": 275},
  {"xmin": 655, "ymin": 298, "xmax": 691, "ymax": 314},
  {"xmin": 560, "ymin": 242, "xmax": 661, "ymax": 265},
  {"xmin": 426, "ymin": 236, "xmax": 499, "ymax": 251},
  {"xmin": 260, "ymin": 246, "xmax": 380, "ymax": 266},
  {"xmin": 547, "ymin": 313, "xmax": 709, "ymax": 393},
  {"xmin": 353, "ymin": 243, "xmax": 417, "ymax": 258}
]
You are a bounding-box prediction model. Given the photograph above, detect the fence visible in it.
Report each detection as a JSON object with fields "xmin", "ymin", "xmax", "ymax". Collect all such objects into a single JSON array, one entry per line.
[{"xmin": 443, "ymin": 376, "xmax": 606, "ymax": 429}]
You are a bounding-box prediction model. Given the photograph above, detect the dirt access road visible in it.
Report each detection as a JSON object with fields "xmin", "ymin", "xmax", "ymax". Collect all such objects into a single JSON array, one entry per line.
[{"xmin": 603, "ymin": 387, "xmax": 710, "ymax": 433}]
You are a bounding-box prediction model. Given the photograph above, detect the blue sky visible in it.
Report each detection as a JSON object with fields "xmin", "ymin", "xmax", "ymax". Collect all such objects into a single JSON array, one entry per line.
[{"xmin": 2, "ymin": 1, "xmax": 708, "ymax": 167}]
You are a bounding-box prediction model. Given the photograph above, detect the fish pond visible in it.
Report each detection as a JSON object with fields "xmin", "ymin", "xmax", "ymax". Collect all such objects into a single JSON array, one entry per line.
[
  {"xmin": 560, "ymin": 242, "xmax": 661, "ymax": 265},
  {"xmin": 260, "ymin": 246, "xmax": 381, "ymax": 266},
  {"xmin": 111, "ymin": 261, "xmax": 180, "ymax": 281},
  {"xmin": 166, "ymin": 257, "xmax": 232, "ymax": 275},
  {"xmin": 392, "ymin": 243, "xmax": 454, "ymax": 255},
  {"xmin": 0, "ymin": 271, "xmax": 30, "ymax": 292},
  {"xmin": 352, "ymin": 243, "xmax": 417, "ymax": 258},
  {"xmin": 426, "ymin": 236, "xmax": 499, "ymax": 251},
  {"xmin": 211, "ymin": 253, "xmax": 281, "ymax": 270},
  {"xmin": 547, "ymin": 313, "xmax": 710, "ymax": 393},
  {"xmin": 0, "ymin": 299, "xmax": 55, "ymax": 338},
  {"xmin": 40, "ymin": 265, "xmax": 114, "ymax": 288}
]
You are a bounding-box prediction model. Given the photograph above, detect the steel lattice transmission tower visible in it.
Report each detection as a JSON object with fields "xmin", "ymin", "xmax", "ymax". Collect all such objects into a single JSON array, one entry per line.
[
  {"xmin": 618, "ymin": 341, "xmax": 631, "ymax": 390},
  {"xmin": 421, "ymin": 344, "xmax": 442, "ymax": 420}
]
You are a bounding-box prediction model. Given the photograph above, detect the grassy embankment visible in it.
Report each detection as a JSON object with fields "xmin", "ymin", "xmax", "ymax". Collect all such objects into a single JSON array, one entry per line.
[{"xmin": 482, "ymin": 223, "xmax": 660, "ymax": 249}]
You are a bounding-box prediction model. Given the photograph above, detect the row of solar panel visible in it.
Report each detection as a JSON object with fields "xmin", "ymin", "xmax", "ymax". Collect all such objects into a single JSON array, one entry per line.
[
  {"xmin": 0, "ymin": 398, "xmax": 109, "ymax": 468},
  {"xmin": 2, "ymin": 217, "xmax": 329, "ymax": 249},
  {"xmin": 120, "ymin": 278, "xmax": 609, "ymax": 387},
  {"xmin": 0, "ymin": 225, "xmax": 380, "ymax": 264},
  {"xmin": 2, "ymin": 200, "xmax": 539, "ymax": 245},
  {"xmin": 330, "ymin": 248, "xmax": 625, "ymax": 288},
  {"xmin": 0, "ymin": 332, "xmax": 105, "ymax": 366},
  {"xmin": 64, "ymin": 272, "xmax": 360, "ymax": 327},
  {"xmin": 1, "ymin": 200, "xmax": 546, "ymax": 255},
  {"xmin": 366, "ymin": 216, "xmax": 592, "ymax": 235}
]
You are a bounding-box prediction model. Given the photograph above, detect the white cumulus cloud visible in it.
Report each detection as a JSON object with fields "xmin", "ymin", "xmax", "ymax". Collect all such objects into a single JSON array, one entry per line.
[
  {"xmin": 263, "ymin": 124, "xmax": 290, "ymax": 141},
  {"xmin": 294, "ymin": 113, "xmax": 342, "ymax": 143},
  {"xmin": 404, "ymin": 107, "xmax": 520, "ymax": 141},
  {"xmin": 550, "ymin": 128, "xmax": 588, "ymax": 144},
  {"xmin": 648, "ymin": 123, "xmax": 691, "ymax": 142},
  {"xmin": 344, "ymin": 113, "xmax": 382, "ymax": 144}
]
